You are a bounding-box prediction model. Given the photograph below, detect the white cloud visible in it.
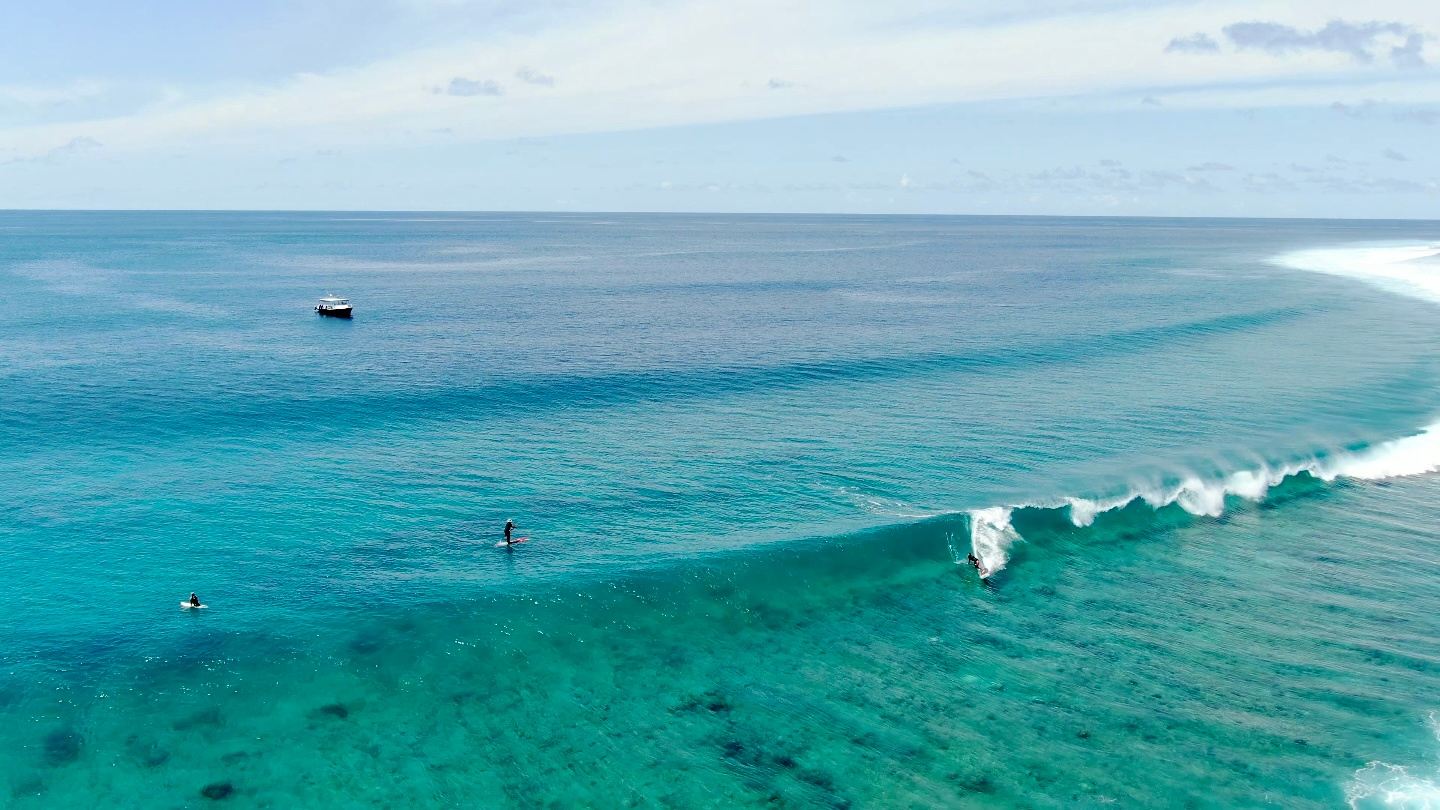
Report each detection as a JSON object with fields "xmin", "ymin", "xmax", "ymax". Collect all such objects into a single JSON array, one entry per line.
[
  {"xmin": 2, "ymin": 135, "xmax": 102, "ymax": 166},
  {"xmin": 439, "ymin": 77, "xmax": 503, "ymax": 96},
  {"xmin": 0, "ymin": 79, "xmax": 110, "ymax": 107},
  {"xmin": 1165, "ymin": 33, "xmax": 1220, "ymax": 53},
  {"xmin": 1, "ymin": 0, "xmax": 1438, "ymax": 160},
  {"xmin": 1222, "ymin": 19, "xmax": 1426, "ymax": 67},
  {"xmin": 515, "ymin": 67, "xmax": 556, "ymax": 87}
]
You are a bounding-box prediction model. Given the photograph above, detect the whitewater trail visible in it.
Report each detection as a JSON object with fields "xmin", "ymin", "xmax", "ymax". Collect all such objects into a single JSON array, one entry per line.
[
  {"xmin": 966, "ymin": 243, "xmax": 1440, "ymax": 576},
  {"xmin": 1346, "ymin": 712, "xmax": 1440, "ymax": 809}
]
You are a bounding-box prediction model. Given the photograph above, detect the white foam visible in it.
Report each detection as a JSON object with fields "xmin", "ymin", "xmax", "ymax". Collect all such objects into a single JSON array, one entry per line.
[
  {"xmin": 964, "ymin": 419, "xmax": 1440, "ymax": 575},
  {"xmin": 1274, "ymin": 243, "xmax": 1440, "ymax": 305},
  {"xmin": 1346, "ymin": 712, "xmax": 1440, "ymax": 809},
  {"xmin": 966, "ymin": 507, "xmax": 1019, "ymax": 576},
  {"xmin": 1319, "ymin": 423, "xmax": 1440, "ymax": 481},
  {"xmin": 1348, "ymin": 763, "xmax": 1440, "ymax": 809}
]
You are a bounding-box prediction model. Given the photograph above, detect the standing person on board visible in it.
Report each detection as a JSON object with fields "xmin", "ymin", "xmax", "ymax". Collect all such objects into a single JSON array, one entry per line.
[
  {"xmin": 504, "ymin": 519, "xmax": 516, "ymax": 547},
  {"xmin": 966, "ymin": 553, "xmax": 991, "ymax": 579}
]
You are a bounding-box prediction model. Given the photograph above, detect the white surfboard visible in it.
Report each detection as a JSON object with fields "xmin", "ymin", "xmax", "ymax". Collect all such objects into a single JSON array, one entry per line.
[{"xmin": 181, "ymin": 601, "xmax": 208, "ymax": 609}]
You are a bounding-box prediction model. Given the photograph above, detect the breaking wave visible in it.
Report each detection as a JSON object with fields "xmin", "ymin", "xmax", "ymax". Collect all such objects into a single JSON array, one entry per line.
[
  {"xmin": 964, "ymin": 242, "xmax": 1440, "ymax": 576},
  {"xmin": 1274, "ymin": 243, "xmax": 1440, "ymax": 305},
  {"xmin": 961, "ymin": 422, "xmax": 1440, "ymax": 575},
  {"xmin": 1346, "ymin": 712, "xmax": 1440, "ymax": 809}
]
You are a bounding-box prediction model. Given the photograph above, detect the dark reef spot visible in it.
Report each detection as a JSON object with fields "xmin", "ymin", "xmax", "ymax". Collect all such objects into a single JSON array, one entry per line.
[
  {"xmin": 124, "ymin": 735, "xmax": 170, "ymax": 767},
  {"xmin": 773, "ymin": 754, "xmax": 798, "ymax": 770},
  {"xmin": 673, "ymin": 689, "xmax": 732, "ymax": 715},
  {"xmin": 174, "ymin": 707, "xmax": 224, "ymax": 731},
  {"xmin": 0, "ymin": 685, "xmax": 22, "ymax": 710},
  {"xmin": 722, "ymin": 740, "xmax": 746, "ymax": 759},
  {"xmin": 798, "ymin": 768, "xmax": 837, "ymax": 791},
  {"xmin": 1077, "ymin": 730, "xmax": 1091, "ymax": 740},
  {"xmin": 316, "ymin": 703, "xmax": 350, "ymax": 719},
  {"xmin": 959, "ymin": 774, "xmax": 996, "ymax": 793},
  {"xmin": 201, "ymin": 782, "xmax": 234, "ymax": 800},
  {"xmin": 659, "ymin": 645, "xmax": 690, "ymax": 668},
  {"xmin": 1294, "ymin": 738, "xmax": 1309, "ymax": 747},
  {"xmin": 348, "ymin": 635, "xmax": 382, "ymax": 655},
  {"xmin": 42, "ymin": 729, "xmax": 81, "ymax": 766}
]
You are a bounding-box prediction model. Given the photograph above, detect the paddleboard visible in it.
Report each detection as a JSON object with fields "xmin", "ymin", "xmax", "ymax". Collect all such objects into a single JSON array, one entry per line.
[
  {"xmin": 495, "ymin": 536, "xmax": 530, "ymax": 548},
  {"xmin": 180, "ymin": 602, "xmax": 208, "ymax": 609}
]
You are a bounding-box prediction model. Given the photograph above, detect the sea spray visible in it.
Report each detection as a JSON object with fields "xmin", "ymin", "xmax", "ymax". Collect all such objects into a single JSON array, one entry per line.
[
  {"xmin": 1346, "ymin": 712, "xmax": 1440, "ymax": 810},
  {"xmin": 964, "ymin": 507, "xmax": 1020, "ymax": 575},
  {"xmin": 1275, "ymin": 244, "xmax": 1440, "ymax": 305},
  {"xmin": 965, "ymin": 420, "xmax": 1440, "ymax": 575}
]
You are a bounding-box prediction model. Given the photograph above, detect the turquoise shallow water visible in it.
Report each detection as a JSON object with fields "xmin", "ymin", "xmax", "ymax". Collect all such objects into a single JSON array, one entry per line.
[{"xmin": 2, "ymin": 212, "xmax": 1440, "ymax": 807}]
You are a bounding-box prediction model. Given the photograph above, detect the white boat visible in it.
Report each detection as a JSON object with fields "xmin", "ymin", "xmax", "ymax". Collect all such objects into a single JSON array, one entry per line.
[{"xmin": 315, "ymin": 295, "xmax": 353, "ymax": 318}]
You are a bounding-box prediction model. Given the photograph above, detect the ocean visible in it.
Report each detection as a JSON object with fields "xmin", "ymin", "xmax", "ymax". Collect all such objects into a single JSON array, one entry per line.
[{"xmin": 1, "ymin": 211, "xmax": 1438, "ymax": 808}]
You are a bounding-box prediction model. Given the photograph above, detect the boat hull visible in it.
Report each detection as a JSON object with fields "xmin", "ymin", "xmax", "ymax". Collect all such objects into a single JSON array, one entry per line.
[{"xmin": 316, "ymin": 308, "xmax": 352, "ymax": 319}]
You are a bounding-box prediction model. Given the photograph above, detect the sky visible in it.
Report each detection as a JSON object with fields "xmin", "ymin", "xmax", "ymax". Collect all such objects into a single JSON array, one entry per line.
[{"xmin": 1, "ymin": 0, "xmax": 1438, "ymax": 217}]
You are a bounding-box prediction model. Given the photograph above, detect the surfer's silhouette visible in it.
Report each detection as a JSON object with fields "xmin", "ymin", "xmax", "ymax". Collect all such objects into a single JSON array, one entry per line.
[
  {"xmin": 966, "ymin": 554, "xmax": 992, "ymax": 580},
  {"xmin": 504, "ymin": 519, "xmax": 515, "ymax": 547}
]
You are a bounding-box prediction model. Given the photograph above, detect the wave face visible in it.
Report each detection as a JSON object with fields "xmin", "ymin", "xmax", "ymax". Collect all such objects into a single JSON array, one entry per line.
[{"xmin": 965, "ymin": 242, "xmax": 1440, "ymax": 576}]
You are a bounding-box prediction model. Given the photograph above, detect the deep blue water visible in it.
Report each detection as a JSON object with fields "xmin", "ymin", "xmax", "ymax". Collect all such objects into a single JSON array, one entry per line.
[{"xmin": 2, "ymin": 212, "xmax": 1439, "ymax": 807}]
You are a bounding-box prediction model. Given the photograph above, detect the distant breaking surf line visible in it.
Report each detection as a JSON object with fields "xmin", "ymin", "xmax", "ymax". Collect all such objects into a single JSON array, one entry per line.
[
  {"xmin": 1274, "ymin": 243, "xmax": 1440, "ymax": 305},
  {"xmin": 964, "ymin": 241, "xmax": 1440, "ymax": 577}
]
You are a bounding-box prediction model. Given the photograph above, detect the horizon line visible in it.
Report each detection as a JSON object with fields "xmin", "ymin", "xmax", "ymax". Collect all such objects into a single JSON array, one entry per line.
[{"xmin": 1, "ymin": 208, "xmax": 1438, "ymax": 225}]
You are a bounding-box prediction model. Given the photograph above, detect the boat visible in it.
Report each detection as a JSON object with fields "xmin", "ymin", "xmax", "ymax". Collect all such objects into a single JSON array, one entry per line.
[{"xmin": 315, "ymin": 295, "xmax": 353, "ymax": 318}]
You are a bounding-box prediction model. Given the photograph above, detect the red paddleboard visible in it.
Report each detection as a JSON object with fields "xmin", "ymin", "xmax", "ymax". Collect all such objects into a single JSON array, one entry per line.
[{"xmin": 495, "ymin": 537, "xmax": 529, "ymax": 548}]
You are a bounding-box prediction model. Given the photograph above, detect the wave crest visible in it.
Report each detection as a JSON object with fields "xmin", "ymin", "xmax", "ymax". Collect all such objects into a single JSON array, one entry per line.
[
  {"xmin": 1275, "ymin": 243, "xmax": 1440, "ymax": 305},
  {"xmin": 965, "ymin": 421, "xmax": 1440, "ymax": 576}
]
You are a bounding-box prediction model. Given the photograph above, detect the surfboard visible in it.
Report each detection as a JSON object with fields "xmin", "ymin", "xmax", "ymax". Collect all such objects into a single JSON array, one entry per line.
[
  {"xmin": 495, "ymin": 536, "xmax": 530, "ymax": 548},
  {"xmin": 180, "ymin": 602, "xmax": 208, "ymax": 609}
]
